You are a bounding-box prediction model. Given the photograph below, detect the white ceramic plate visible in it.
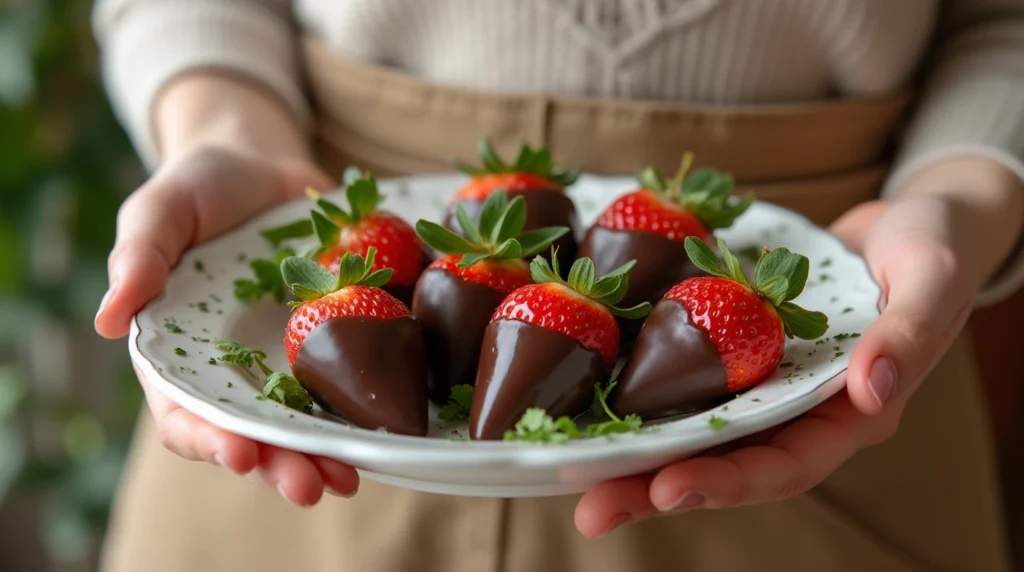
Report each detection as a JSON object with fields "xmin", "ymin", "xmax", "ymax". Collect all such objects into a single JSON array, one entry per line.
[{"xmin": 129, "ymin": 174, "xmax": 880, "ymax": 497}]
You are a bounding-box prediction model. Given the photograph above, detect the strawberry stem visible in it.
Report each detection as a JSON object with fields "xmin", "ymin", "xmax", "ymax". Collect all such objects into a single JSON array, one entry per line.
[{"xmin": 530, "ymin": 250, "xmax": 652, "ymax": 319}]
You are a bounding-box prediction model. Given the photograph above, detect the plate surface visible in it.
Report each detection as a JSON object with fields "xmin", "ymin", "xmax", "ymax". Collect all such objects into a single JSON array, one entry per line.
[{"xmin": 129, "ymin": 174, "xmax": 879, "ymax": 497}]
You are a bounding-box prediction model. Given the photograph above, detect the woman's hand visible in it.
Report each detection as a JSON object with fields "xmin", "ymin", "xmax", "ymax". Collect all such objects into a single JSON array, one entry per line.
[
  {"xmin": 95, "ymin": 74, "xmax": 360, "ymax": 506},
  {"xmin": 575, "ymin": 157, "xmax": 1024, "ymax": 538}
]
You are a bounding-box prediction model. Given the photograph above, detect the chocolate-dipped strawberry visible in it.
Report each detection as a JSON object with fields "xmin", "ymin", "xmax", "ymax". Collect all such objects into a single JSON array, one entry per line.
[
  {"xmin": 281, "ymin": 248, "xmax": 429, "ymax": 436},
  {"xmin": 266, "ymin": 168, "xmax": 427, "ymax": 304},
  {"xmin": 611, "ymin": 238, "xmax": 829, "ymax": 420},
  {"xmin": 412, "ymin": 191, "xmax": 569, "ymax": 404},
  {"xmin": 446, "ymin": 139, "xmax": 580, "ymax": 269},
  {"xmin": 578, "ymin": 155, "xmax": 753, "ymax": 342},
  {"xmin": 469, "ymin": 254, "xmax": 651, "ymax": 440}
]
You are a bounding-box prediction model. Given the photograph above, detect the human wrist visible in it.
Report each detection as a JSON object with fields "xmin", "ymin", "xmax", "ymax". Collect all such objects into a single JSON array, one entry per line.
[{"xmin": 154, "ymin": 72, "xmax": 313, "ymax": 164}]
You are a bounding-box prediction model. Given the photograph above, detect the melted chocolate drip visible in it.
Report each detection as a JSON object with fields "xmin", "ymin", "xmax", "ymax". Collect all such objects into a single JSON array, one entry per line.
[
  {"xmin": 470, "ymin": 319, "xmax": 607, "ymax": 440},
  {"xmin": 412, "ymin": 269, "xmax": 507, "ymax": 404},
  {"xmin": 578, "ymin": 226, "xmax": 705, "ymax": 343},
  {"xmin": 444, "ymin": 188, "xmax": 578, "ymax": 268},
  {"xmin": 292, "ymin": 316, "xmax": 429, "ymax": 436},
  {"xmin": 611, "ymin": 299, "xmax": 728, "ymax": 419}
]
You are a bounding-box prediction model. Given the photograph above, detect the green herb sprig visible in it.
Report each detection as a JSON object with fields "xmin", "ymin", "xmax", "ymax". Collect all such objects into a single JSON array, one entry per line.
[
  {"xmin": 503, "ymin": 382, "xmax": 643, "ymax": 443},
  {"xmin": 438, "ymin": 385, "xmax": 474, "ymax": 422},
  {"xmin": 213, "ymin": 340, "xmax": 313, "ymax": 414}
]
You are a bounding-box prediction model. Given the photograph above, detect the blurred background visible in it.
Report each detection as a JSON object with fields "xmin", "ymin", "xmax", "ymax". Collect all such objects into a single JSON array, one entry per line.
[{"xmin": 0, "ymin": 1, "xmax": 1021, "ymax": 571}]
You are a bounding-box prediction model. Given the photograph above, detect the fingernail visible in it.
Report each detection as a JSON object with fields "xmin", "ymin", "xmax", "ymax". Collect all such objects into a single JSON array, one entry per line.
[
  {"xmin": 868, "ymin": 357, "xmax": 898, "ymax": 408},
  {"xmin": 597, "ymin": 513, "xmax": 631, "ymax": 538},
  {"xmin": 664, "ymin": 491, "xmax": 705, "ymax": 512},
  {"xmin": 213, "ymin": 453, "xmax": 224, "ymax": 467},
  {"xmin": 95, "ymin": 280, "xmax": 119, "ymax": 323},
  {"xmin": 325, "ymin": 486, "xmax": 356, "ymax": 498}
]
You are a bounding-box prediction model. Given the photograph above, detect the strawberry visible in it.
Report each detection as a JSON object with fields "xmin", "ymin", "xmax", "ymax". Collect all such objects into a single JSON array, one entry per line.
[
  {"xmin": 304, "ymin": 168, "xmax": 425, "ymax": 303},
  {"xmin": 281, "ymin": 248, "xmax": 429, "ymax": 436},
  {"xmin": 446, "ymin": 139, "xmax": 581, "ymax": 269},
  {"xmin": 579, "ymin": 154, "xmax": 754, "ymax": 343},
  {"xmin": 469, "ymin": 253, "xmax": 651, "ymax": 440},
  {"xmin": 611, "ymin": 237, "xmax": 829, "ymax": 419},
  {"xmin": 412, "ymin": 190, "xmax": 568, "ymax": 404}
]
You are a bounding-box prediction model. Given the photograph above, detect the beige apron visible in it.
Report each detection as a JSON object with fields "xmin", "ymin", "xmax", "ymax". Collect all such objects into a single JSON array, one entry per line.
[{"xmin": 100, "ymin": 39, "xmax": 1011, "ymax": 572}]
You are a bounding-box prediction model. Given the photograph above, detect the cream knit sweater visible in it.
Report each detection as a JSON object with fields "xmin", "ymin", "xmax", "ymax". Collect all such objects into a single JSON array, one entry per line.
[{"xmin": 93, "ymin": 0, "xmax": 1024, "ymax": 301}]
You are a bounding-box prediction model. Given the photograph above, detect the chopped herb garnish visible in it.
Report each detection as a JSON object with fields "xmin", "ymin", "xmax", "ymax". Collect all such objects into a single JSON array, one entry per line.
[
  {"xmin": 709, "ymin": 416, "xmax": 728, "ymax": 430},
  {"xmin": 208, "ymin": 358, "xmax": 217, "ymax": 365},
  {"xmin": 191, "ymin": 336, "xmax": 210, "ymax": 343},
  {"xmin": 780, "ymin": 362, "xmax": 794, "ymax": 368},
  {"xmin": 503, "ymin": 381, "xmax": 643, "ymax": 443},
  {"xmin": 197, "ymin": 301, "xmax": 209, "ymax": 313},
  {"xmin": 833, "ymin": 332, "xmax": 860, "ymax": 342},
  {"xmin": 255, "ymin": 395, "xmax": 266, "ymax": 401},
  {"xmin": 215, "ymin": 340, "xmax": 313, "ymax": 414},
  {"xmin": 820, "ymin": 258, "xmax": 832, "ymax": 267},
  {"xmin": 217, "ymin": 398, "xmax": 231, "ymax": 403},
  {"xmin": 194, "ymin": 260, "xmax": 205, "ymax": 273},
  {"xmin": 164, "ymin": 319, "xmax": 184, "ymax": 334},
  {"xmin": 819, "ymin": 274, "xmax": 831, "ymax": 282},
  {"xmin": 834, "ymin": 351, "xmax": 845, "ymax": 359},
  {"xmin": 180, "ymin": 366, "xmax": 196, "ymax": 375},
  {"xmin": 722, "ymin": 405, "xmax": 729, "ymax": 412},
  {"xmin": 234, "ymin": 250, "xmax": 292, "ymax": 303},
  {"xmin": 237, "ymin": 253, "xmax": 247, "ymax": 262},
  {"xmin": 842, "ymin": 307, "xmax": 853, "ymax": 314},
  {"xmin": 210, "ymin": 294, "xmax": 222, "ymax": 303},
  {"xmin": 173, "ymin": 347, "xmax": 187, "ymax": 356},
  {"xmin": 751, "ymin": 398, "xmax": 762, "ymax": 402},
  {"xmin": 438, "ymin": 385, "xmax": 474, "ymax": 422}
]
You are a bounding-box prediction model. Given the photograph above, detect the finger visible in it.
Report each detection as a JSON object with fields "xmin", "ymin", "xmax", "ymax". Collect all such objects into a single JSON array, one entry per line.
[
  {"xmin": 575, "ymin": 474, "xmax": 656, "ymax": 539},
  {"xmin": 310, "ymin": 456, "xmax": 360, "ymax": 497},
  {"xmin": 846, "ymin": 239, "xmax": 969, "ymax": 415},
  {"xmin": 251, "ymin": 444, "xmax": 325, "ymax": 507},
  {"xmin": 828, "ymin": 200, "xmax": 888, "ymax": 253},
  {"xmin": 648, "ymin": 393, "xmax": 894, "ymax": 511},
  {"xmin": 140, "ymin": 376, "xmax": 259, "ymax": 474}
]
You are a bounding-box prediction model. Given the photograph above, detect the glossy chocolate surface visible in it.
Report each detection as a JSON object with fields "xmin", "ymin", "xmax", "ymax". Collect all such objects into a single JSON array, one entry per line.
[
  {"xmin": 470, "ymin": 319, "xmax": 607, "ymax": 440},
  {"xmin": 444, "ymin": 189, "xmax": 578, "ymax": 268},
  {"xmin": 293, "ymin": 316, "xmax": 429, "ymax": 436},
  {"xmin": 412, "ymin": 268, "xmax": 507, "ymax": 404},
  {"xmin": 579, "ymin": 226, "xmax": 705, "ymax": 342},
  {"xmin": 611, "ymin": 299, "xmax": 728, "ymax": 419}
]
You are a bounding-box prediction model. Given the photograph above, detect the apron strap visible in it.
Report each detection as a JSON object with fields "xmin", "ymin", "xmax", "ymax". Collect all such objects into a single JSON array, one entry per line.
[{"xmin": 301, "ymin": 36, "xmax": 911, "ymax": 226}]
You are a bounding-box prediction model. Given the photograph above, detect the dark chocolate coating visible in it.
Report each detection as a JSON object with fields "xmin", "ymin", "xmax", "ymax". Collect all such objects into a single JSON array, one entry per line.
[
  {"xmin": 611, "ymin": 299, "xmax": 728, "ymax": 419},
  {"xmin": 292, "ymin": 316, "xmax": 429, "ymax": 436},
  {"xmin": 470, "ymin": 319, "xmax": 606, "ymax": 440},
  {"xmin": 411, "ymin": 268, "xmax": 507, "ymax": 404},
  {"xmin": 444, "ymin": 189, "xmax": 578, "ymax": 269},
  {"xmin": 578, "ymin": 226, "xmax": 705, "ymax": 343}
]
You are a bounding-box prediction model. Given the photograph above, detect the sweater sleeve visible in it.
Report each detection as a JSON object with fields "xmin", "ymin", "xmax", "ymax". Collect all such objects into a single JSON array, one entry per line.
[
  {"xmin": 882, "ymin": 0, "xmax": 1024, "ymax": 306},
  {"xmin": 92, "ymin": 0, "xmax": 310, "ymax": 169}
]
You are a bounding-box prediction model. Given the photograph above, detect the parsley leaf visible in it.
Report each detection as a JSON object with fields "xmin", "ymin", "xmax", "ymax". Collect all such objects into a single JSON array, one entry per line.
[
  {"xmin": 438, "ymin": 385, "xmax": 474, "ymax": 422},
  {"xmin": 503, "ymin": 381, "xmax": 645, "ymax": 443},
  {"xmin": 173, "ymin": 347, "xmax": 187, "ymax": 357},
  {"xmin": 233, "ymin": 249, "xmax": 292, "ymax": 303},
  {"xmin": 163, "ymin": 319, "xmax": 183, "ymax": 334},
  {"xmin": 214, "ymin": 339, "xmax": 314, "ymax": 415},
  {"xmin": 708, "ymin": 415, "xmax": 728, "ymax": 430}
]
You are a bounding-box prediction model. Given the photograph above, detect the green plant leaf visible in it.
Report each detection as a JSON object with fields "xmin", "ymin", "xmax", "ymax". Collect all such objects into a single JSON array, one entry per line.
[
  {"xmin": 776, "ymin": 302, "xmax": 830, "ymax": 340},
  {"xmin": 491, "ymin": 195, "xmax": 527, "ymax": 244},
  {"xmin": 600, "ymin": 259, "xmax": 637, "ymax": 280},
  {"xmin": 754, "ymin": 247, "xmax": 809, "ymax": 302},
  {"xmin": 683, "ymin": 237, "xmax": 728, "ymax": 278},
  {"xmin": 234, "ymin": 257, "xmax": 287, "ymax": 303},
  {"xmin": 716, "ymin": 237, "xmax": 750, "ymax": 287},
  {"xmin": 529, "ymin": 255, "xmax": 563, "ymax": 285},
  {"xmin": 311, "ymin": 211, "xmax": 340, "ymax": 248},
  {"xmin": 263, "ymin": 372, "xmax": 313, "ymax": 414},
  {"xmin": 342, "ymin": 166, "xmax": 363, "ymax": 187},
  {"xmin": 316, "ymin": 199, "xmax": 350, "ymax": 225},
  {"xmin": 454, "ymin": 202, "xmax": 485, "ymax": 245},
  {"xmin": 567, "ymin": 258, "xmax": 596, "ymax": 293},
  {"xmin": 415, "ymin": 220, "xmax": 480, "ymax": 255},
  {"xmin": 437, "ymin": 385, "xmax": 474, "ymax": 422},
  {"xmin": 636, "ymin": 166, "xmax": 667, "ymax": 193},
  {"xmin": 335, "ymin": 251, "xmax": 368, "ymax": 288},
  {"xmin": 345, "ymin": 174, "xmax": 380, "ymax": 222},
  {"xmin": 609, "ymin": 302, "xmax": 653, "ymax": 320},
  {"xmin": 757, "ymin": 275, "xmax": 790, "ymax": 306},
  {"xmin": 492, "ymin": 239, "xmax": 523, "ymax": 260},
  {"xmin": 280, "ymin": 256, "xmax": 337, "ymax": 299},
  {"xmin": 456, "ymin": 252, "xmax": 493, "ymax": 268},
  {"xmin": 479, "ymin": 139, "xmax": 508, "ymax": 172},
  {"xmin": 477, "ymin": 190, "xmax": 509, "ymax": 240},
  {"xmin": 516, "ymin": 226, "xmax": 569, "ymax": 257},
  {"xmin": 259, "ymin": 219, "xmax": 313, "ymax": 247}
]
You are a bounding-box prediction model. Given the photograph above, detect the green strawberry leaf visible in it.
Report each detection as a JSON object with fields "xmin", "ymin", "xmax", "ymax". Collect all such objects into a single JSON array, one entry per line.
[
  {"xmin": 492, "ymin": 238, "xmax": 523, "ymax": 260},
  {"xmin": 456, "ymin": 252, "xmax": 493, "ymax": 268},
  {"xmin": 415, "ymin": 220, "xmax": 481, "ymax": 255},
  {"xmin": 491, "ymin": 195, "xmax": 527, "ymax": 244},
  {"xmin": 311, "ymin": 210, "xmax": 340, "ymax": 248},
  {"xmin": 636, "ymin": 166, "xmax": 667, "ymax": 193},
  {"xmin": 452, "ymin": 138, "xmax": 579, "ymax": 186},
  {"xmin": 608, "ymin": 301, "xmax": 653, "ymax": 320},
  {"xmin": 452, "ymin": 158, "xmax": 485, "ymax": 176},
  {"xmin": 281, "ymin": 256, "xmax": 337, "ymax": 300},
  {"xmin": 454, "ymin": 202, "xmax": 485, "ymax": 245},
  {"xmin": 683, "ymin": 237, "xmax": 728, "ymax": 278},
  {"xmin": 335, "ymin": 250, "xmax": 368, "ymax": 288},
  {"xmin": 776, "ymin": 302, "xmax": 830, "ymax": 340},
  {"xmin": 479, "ymin": 139, "xmax": 508, "ymax": 173},
  {"xmin": 342, "ymin": 166, "xmax": 363, "ymax": 187},
  {"xmin": 716, "ymin": 237, "xmax": 750, "ymax": 287},
  {"xmin": 516, "ymin": 226, "xmax": 570, "ymax": 257},
  {"xmin": 263, "ymin": 372, "xmax": 314, "ymax": 414},
  {"xmin": 316, "ymin": 198, "xmax": 350, "ymax": 226},
  {"xmin": 345, "ymin": 174, "xmax": 381, "ymax": 222},
  {"xmin": 754, "ymin": 247, "xmax": 810, "ymax": 302},
  {"xmin": 476, "ymin": 190, "xmax": 509, "ymax": 239},
  {"xmin": 529, "ymin": 254, "xmax": 563, "ymax": 284},
  {"xmin": 259, "ymin": 219, "xmax": 314, "ymax": 247},
  {"xmin": 567, "ymin": 258, "xmax": 596, "ymax": 293},
  {"xmin": 757, "ymin": 275, "xmax": 790, "ymax": 307}
]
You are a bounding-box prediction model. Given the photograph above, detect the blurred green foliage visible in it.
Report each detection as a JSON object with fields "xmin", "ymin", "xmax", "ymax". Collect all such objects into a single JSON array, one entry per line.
[{"xmin": 1, "ymin": 0, "xmax": 145, "ymax": 566}]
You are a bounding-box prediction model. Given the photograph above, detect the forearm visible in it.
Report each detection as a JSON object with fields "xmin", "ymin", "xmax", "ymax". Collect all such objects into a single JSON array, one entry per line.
[
  {"xmin": 154, "ymin": 73, "xmax": 313, "ymax": 164},
  {"xmin": 895, "ymin": 156, "xmax": 1024, "ymax": 293}
]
